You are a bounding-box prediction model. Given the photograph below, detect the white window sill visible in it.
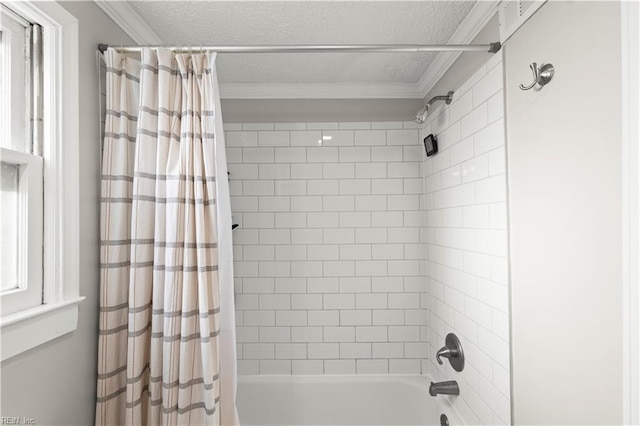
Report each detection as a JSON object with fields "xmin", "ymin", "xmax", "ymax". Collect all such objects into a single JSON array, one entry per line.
[{"xmin": 0, "ymin": 297, "xmax": 85, "ymax": 361}]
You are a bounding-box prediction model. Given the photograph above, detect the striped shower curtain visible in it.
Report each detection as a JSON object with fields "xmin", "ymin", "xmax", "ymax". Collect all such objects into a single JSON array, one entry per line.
[{"xmin": 96, "ymin": 48, "xmax": 239, "ymax": 426}]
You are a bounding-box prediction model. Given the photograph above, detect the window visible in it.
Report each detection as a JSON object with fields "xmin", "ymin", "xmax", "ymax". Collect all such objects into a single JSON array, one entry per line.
[
  {"xmin": 0, "ymin": 1, "xmax": 81, "ymax": 361},
  {"xmin": 0, "ymin": 4, "xmax": 44, "ymax": 317}
]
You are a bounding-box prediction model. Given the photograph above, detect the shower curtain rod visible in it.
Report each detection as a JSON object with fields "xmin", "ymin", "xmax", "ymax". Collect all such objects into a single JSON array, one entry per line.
[{"xmin": 98, "ymin": 42, "xmax": 501, "ymax": 54}]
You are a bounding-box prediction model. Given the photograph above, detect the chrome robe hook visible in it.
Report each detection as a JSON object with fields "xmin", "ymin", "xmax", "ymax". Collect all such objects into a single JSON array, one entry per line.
[{"xmin": 519, "ymin": 62, "xmax": 554, "ymax": 90}]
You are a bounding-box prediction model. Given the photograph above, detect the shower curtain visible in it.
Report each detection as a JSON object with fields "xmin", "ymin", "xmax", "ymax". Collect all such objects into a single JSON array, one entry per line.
[{"xmin": 96, "ymin": 48, "xmax": 239, "ymax": 426}]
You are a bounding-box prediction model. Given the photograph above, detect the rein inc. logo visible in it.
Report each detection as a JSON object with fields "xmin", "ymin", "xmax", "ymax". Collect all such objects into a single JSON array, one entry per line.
[{"xmin": 1, "ymin": 418, "xmax": 35, "ymax": 425}]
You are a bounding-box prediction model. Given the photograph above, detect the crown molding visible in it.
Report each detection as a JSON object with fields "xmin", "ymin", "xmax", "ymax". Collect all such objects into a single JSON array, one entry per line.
[
  {"xmin": 94, "ymin": 0, "xmax": 163, "ymax": 45},
  {"xmin": 417, "ymin": 0, "xmax": 501, "ymax": 98},
  {"xmin": 218, "ymin": 82, "xmax": 422, "ymax": 99}
]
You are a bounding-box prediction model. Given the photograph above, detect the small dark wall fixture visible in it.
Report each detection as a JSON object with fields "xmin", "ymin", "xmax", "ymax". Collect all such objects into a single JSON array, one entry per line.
[{"xmin": 424, "ymin": 134, "xmax": 438, "ymax": 156}]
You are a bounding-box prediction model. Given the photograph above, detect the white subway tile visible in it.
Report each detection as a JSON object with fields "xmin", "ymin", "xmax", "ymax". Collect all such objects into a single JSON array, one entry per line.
[
  {"xmin": 388, "ymin": 292, "xmax": 420, "ymax": 309},
  {"xmin": 403, "ymin": 145, "xmax": 424, "ymax": 162},
  {"xmin": 307, "ymin": 179, "xmax": 339, "ymax": 195},
  {"xmin": 243, "ymin": 278, "xmax": 275, "ymax": 294},
  {"xmin": 224, "ymin": 123, "xmax": 243, "ymax": 131},
  {"xmin": 324, "ymin": 360, "xmax": 356, "ymax": 374},
  {"xmin": 227, "ymin": 131, "xmax": 258, "ymax": 147},
  {"xmin": 291, "ymin": 228, "xmax": 323, "ymax": 244},
  {"xmin": 339, "ymin": 243, "xmax": 372, "ymax": 260},
  {"xmin": 387, "ymin": 130, "xmax": 418, "ymax": 146},
  {"xmin": 291, "ymin": 131, "xmax": 321, "ymax": 146},
  {"xmin": 340, "ymin": 310, "xmax": 372, "ymax": 326},
  {"xmin": 372, "ymin": 342, "xmax": 403, "ymax": 358},
  {"xmin": 259, "ymin": 327, "xmax": 291, "ymax": 343},
  {"xmin": 275, "ymin": 213, "xmax": 307, "ymax": 229},
  {"xmin": 371, "ymin": 179, "xmax": 403, "ymax": 195},
  {"xmin": 339, "ymin": 212, "xmax": 372, "ymax": 228},
  {"xmin": 449, "ymin": 90, "xmax": 473, "ymax": 123},
  {"xmin": 259, "ymin": 164, "xmax": 290, "ymax": 179},
  {"xmin": 244, "ymin": 343, "xmax": 275, "ymax": 359},
  {"xmin": 291, "ymin": 196, "xmax": 323, "ymax": 212},
  {"xmin": 275, "ymin": 147, "xmax": 307, "ymax": 163},
  {"xmin": 259, "ymin": 261, "xmax": 291, "ymax": 278},
  {"xmin": 473, "ymin": 63, "xmax": 503, "ymax": 107},
  {"xmin": 231, "ymin": 197, "xmax": 259, "ymax": 213},
  {"xmin": 324, "ymin": 326, "xmax": 356, "ymax": 342},
  {"xmin": 323, "ymin": 195, "xmax": 355, "ymax": 212},
  {"xmin": 307, "ymin": 122, "xmax": 339, "ymax": 130},
  {"xmin": 460, "ymin": 103, "xmax": 488, "ymax": 139},
  {"xmin": 324, "ymin": 228, "xmax": 355, "ymax": 244},
  {"xmin": 355, "ymin": 195, "xmax": 387, "ymax": 211},
  {"xmin": 371, "ymin": 146, "xmax": 403, "ymax": 162},
  {"xmin": 244, "ymin": 245, "xmax": 275, "ymax": 261},
  {"xmin": 307, "ymin": 277, "xmax": 339, "ymax": 293},
  {"xmin": 355, "ymin": 228, "xmax": 387, "ymax": 244},
  {"xmin": 388, "ymin": 163, "xmax": 420, "ymax": 178},
  {"xmin": 488, "ymin": 147, "xmax": 506, "ymax": 176},
  {"xmin": 403, "ymin": 178, "xmax": 423, "ymax": 194},
  {"xmin": 388, "ymin": 326, "xmax": 420, "ymax": 342},
  {"xmin": 228, "ymin": 164, "xmax": 259, "ymax": 180},
  {"xmin": 308, "ymin": 343, "xmax": 339, "ymax": 359},
  {"xmin": 243, "ymin": 147, "xmax": 275, "ymax": 163},
  {"xmin": 477, "ymin": 278, "xmax": 508, "ymax": 313},
  {"xmin": 243, "ymin": 123, "xmax": 274, "ymax": 131},
  {"xmin": 404, "ymin": 342, "xmax": 428, "ymax": 358},
  {"xmin": 291, "ymin": 294, "xmax": 323, "ymax": 310},
  {"xmin": 275, "ymin": 278, "xmax": 307, "ymax": 294},
  {"xmin": 322, "ymin": 130, "xmax": 354, "ymax": 146},
  {"xmin": 291, "ymin": 327, "xmax": 323, "ymax": 343},
  {"xmin": 259, "ymin": 131, "xmax": 290, "ymax": 147},
  {"xmin": 236, "ymin": 327, "xmax": 259, "ymax": 343},
  {"xmin": 371, "ymin": 212, "xmax": 403, "ymax": 228},
  {"xmin": 355, "ymin": 163, "xmax": 386, "ymax": 179},
  {"xmin": 372, "ymin": 277, "xmax": 403, "ymax": 293},
  {"xmin": 339, "ymin": 147, "xmax": 371, "ymax": 162},
  {"xmin": 477, "ymin": 327, "xmax": 509, "ymax": 368},
  {"xmin": 308, "ymin": 310, "xmax": 339, "ymax": 326},
  {"xmin": 463, "ymin": 205, "xmax": 489, "ymax": 229},
  {"xmin": 274, "ymin": 245, "xmax": 307, "ymax": 261},
  {"xmin": 388, "ymin": 228, "xmax": 421, "ymax": 243},
  {"xmin": 323, "ymin": 293, "xmax": 355, "ymax": 309},
  {"xmin": 474, "ymin": 119, "xmax": 505, "ymax": 155},
  {"xmin": 226, "ymin": 148, "xmax": 243, "ymax": 164},
  {"xmin": 356, "ymin": 293, "xmax": 387, "ymax": 309},
  {"xmin": 355, "ymin": 260, "xmax": 388, "ymax": 277},
  {"xmin": 276, "ymin": 311, "xmax": 307, "ymax": 326},
  {"xmin": 259, "ymin": 294, "xmax": 290, "ymax": 310},
  {"xmin": 275, "ymin": 343, "xmax": 307, "ymax": 359},
  {"xmin": 243, "ymin": 180, "xmax": 274, "ymax": 196},
  {"xmin": 307, "ymin": 244, "xmax": 339, "ymax": 261},
  {"xmin": 307, "ymin": 147, "xmax": 339, "ymax": 163},
  {"xmin": 291, "ymin": 261, "xmax": 323, "ymax": 277},
  {"xmin": 372, "ymin": 311, "xmax": 404, "ymax": 326},
  {"xmin": 323, "ymin": 163, "xmax": 355, "ymax": 179},
  {"xmin": 307, "ymin": 212, "xmax": 339, "ymax": 228},
  {"xmin": 450, "ymin": 182, "xmax": 475, "ymax": 206},
  {"xmin": 340, "ymin": 122, "xmax": 370, "ymax": 130},
  {"xmin": 475, "ymin": 175, "xmax": 506, "ymax": 204},
  {"xmin": 259, "ymin": 196, "xmax": 291, "ymax": 212},
  {"xmin": 291, "ymin": 163, "xmax": 322, "ymax": 179},
  {"xmin": 324, "ymin": 261, "xmax": 356, "ymax": 277},
  {"xmin": 275, "ymin": 123, "xmax": 306, "ymax": 131},
  {"xmin": 487, "ymin": 91, "xmax": 505, "ymax": 123},
  {"xmin": 355, "ymin": 130, "xmax": 386, "ymax": 146},
  {"xmin": 259, "ymin": 229, "xmax": 290, "ymax": 245},
  {"xmin": 275, "ymin": 180, "xmax": 306, "ymax": 196},
  {"xmin": 356, "ymin": 326, "xmax": 387, "ymax": 342},
  {"xmin": 339, "ymin": 343, "xmax": 371, "ymax": 359},
  {"xmin": 389, "ymin": 359, "xmax": 421, "ymax": 374},
  {"xmin": 292, "ymin": 360, "xmax": 324, "ymax": 375},
  {"xmin": 236, "ymin": 294, "xmax": 259, "ymax": 310}
]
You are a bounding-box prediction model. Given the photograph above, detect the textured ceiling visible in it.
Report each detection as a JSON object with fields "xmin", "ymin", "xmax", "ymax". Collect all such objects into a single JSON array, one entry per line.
[{"xmin": 128, "ymin": 1, "xmax": 476, "ymax": 85}]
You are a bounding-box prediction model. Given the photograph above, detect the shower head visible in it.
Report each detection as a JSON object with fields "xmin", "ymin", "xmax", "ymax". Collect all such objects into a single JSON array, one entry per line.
[{"xmin": 413, "ymin": 91, "xmax": 454, "ymax": 124}]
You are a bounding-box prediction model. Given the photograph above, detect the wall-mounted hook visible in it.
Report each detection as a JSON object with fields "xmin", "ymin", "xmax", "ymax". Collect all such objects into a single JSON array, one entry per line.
[{"xmin": 519, "ymin": 62, "xmax": 554, "ymax": 91}]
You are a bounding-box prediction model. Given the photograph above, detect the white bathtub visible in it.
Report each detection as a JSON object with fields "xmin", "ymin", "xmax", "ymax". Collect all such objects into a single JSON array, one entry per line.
[{"xmin": 236, "ymin": 375, "xmax": 464, "ymax": 426}]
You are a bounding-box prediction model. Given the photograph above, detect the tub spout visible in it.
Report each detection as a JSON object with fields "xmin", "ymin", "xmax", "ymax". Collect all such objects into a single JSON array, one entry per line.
[{"xmin": 429, "ymin": 380, "xmax": 459, "ymax": 397}]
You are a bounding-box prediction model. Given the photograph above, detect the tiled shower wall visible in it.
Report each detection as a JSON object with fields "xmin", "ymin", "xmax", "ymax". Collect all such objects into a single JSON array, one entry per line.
[
  {"xmin": 225, "ymin": 121, "xmax": 429, "ymax": 375},
  {"xmin": 421, "ymin": 53, "xmax": 510, "ymax": 424}
]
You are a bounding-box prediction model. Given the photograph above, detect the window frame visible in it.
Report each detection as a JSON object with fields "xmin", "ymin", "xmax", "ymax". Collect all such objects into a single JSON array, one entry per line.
[{"xmin": 0, "ymin": 0, "xmax": 82, "ymax": 361}]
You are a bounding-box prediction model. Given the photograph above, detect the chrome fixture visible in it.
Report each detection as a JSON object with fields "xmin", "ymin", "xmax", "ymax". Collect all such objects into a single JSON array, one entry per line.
[
  {"xmin": 519, "ymin": 62, "xmax": 554, "ymax": 90},
  {"xmin": 429, "ymin": 380, "xmax": 460, "ymax": 397},
  {"xmin": 440, "ymin": 414, "xmax": 450, "ymax": 426},
  {"xmin": 413, "ymin": 91, "xmax": 454, "ymax": 124},
  {"xmin": 98, "ymin": 43, "xmax": 501, "ymax": 54},
  {"xmin": 436, "ymin": 333, "xmax": 465, "ymax": 372}
]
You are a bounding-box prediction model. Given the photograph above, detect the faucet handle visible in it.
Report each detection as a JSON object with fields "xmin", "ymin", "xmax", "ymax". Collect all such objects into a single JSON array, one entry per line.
[
  {"xmin": 435, "ymin": 333, "xmax": 465, "ymax": 372},
  {"xmin": 435, "ymin": 346, "xmax": 457, "ymax": 365}
]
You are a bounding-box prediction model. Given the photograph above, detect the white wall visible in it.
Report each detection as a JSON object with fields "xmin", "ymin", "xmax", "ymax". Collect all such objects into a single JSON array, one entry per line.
[
  {"xmin": 226, "ymin": 121, "xmax": 430, "ymax": 375},
  {"xmin": 0, "ymin": 3, "xmax": 133, "ymax": 425},
  {"xmin": 421, "ymin": 52, "xmax": 510, "ymax": 425},
  {"xmin": 505, "ymin": 2, "xmax": 623, "ymax": 423}
]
